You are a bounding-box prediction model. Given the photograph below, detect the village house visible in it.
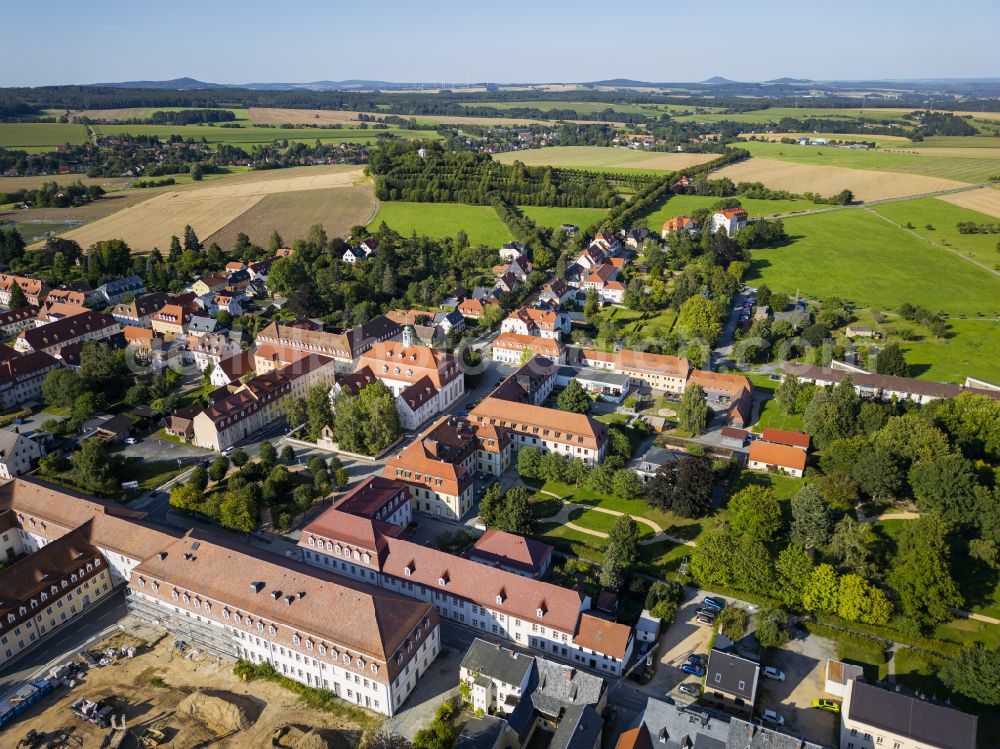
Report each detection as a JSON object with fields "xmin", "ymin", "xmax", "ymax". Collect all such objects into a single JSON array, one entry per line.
[
  {"xmin": 710, "ymin": 207, "xmax": 749, "ymax": 237},
  {"xmin": 661, "ymin": 215, "xmax": 700, "ymax": 237},
  {"xmin": 110, "ymin": 292, "xmax": 171, "ymax": 328},
  {"xmin": 191, "ymin": 332, "xmax": 242, "ymax": 373},
  {"xmin": 761, "ymin": 428, "xmax": 810, "ymax": 450},
  {"xmin": 0, "ymin": 349, "xmax": 61, "ymax": 409},
  {"xmin": 94, "ymin": 275, "xmax": 147, "ymax": 306},
  {"xmin": 0, "ymin": 306, "xmax": 39, "ymax": 338},
  {"xmin": 469, "ymin": 530, "xmax": 554, "ymax": 579},
  {"xmin": 458, "ymin": 295, "xmax": 501, "ymax": 321},
  {"xmin": 703, "ymin": 634, "xmax": 760, "ymax": 717},
  {"xmin": 150, "ymin": 304, "xmax": 192, "ymax": 340},
  {"xmin": 191, "ymin": 274, "xmax": 229, "ymax": 297},
  {"xmin": 121, "ymin": 326, "xmax": 155, "ymax": 359},
  {"xmin": 499, "ymin": 241, "xmax": 527, "ymax": 262},
  {"xmin": 538, "ymin": 280, "xmax": 574, "ymax": 308},
  {"xmin": 747, "ymin": 440, "xmax": 808, "ymax": 478},
  {"xmin": 256, "ymin": 316, "xmax": 402, "ymax": 373},
  {"xmin": 35, "ymin": 301, "xmax": 89, "ymax": 326},
  {"xmin": 0, "ymin": 429, "xmax": 44, "ymax": 478},
  {"xmin": 501, "ymin": 308, "xmax": 565, "ymax": 340},
  {"xmin": 45, "ymin": 288, "xmax": 86, "ymax": 307},
  {"xmin": 342, "ymin": 238, "xmax": 378, "ymax": 263},
  {"xmin": 0, "ymin": 275, "xmax": 48, "ymax": 307},
  {"xmin": 210, "ymin": 350, "xmax": 256, "ymax": 387},
  {"xmin": 577, "ymin": 348, "xmax": 691, "ymax": 395}
]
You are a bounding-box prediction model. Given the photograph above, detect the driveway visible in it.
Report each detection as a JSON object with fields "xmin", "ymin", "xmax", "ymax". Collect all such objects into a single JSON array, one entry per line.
[
  {"xmin": 756, "ymin": 632, "xmax": 839, "ymax": 747},
  {"xmin": 640, "ymin": 596, "xmax": 716, "ymax": 703}
]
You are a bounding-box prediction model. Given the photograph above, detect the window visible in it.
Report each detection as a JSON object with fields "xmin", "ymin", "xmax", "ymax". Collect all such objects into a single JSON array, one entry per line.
[{"xmin": 713, "ymin": 673, "xmax": 721, "ymax": 684}]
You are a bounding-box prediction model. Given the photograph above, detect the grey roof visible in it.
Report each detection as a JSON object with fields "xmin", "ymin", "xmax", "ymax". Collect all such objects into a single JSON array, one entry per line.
[
  {"xmin": 549, "ymin": 704, "xmax": 603, "ymax": 749},
  {"xmin": 638, "ymin": 446, "xmax": 678, "ymax": 471},
  {"xmin": 707, "ymin": 647, "xmax": 759, "ymax": 704},
  {"xmin": 558, "ymin": 365, "xmax": 630, "ymax": 389},
  {"xmin": 460, "ymin": 638, "xmax": 534, "ymax": 689},
  {"xmin": 848, "ymin": 681, "xmax": 977, "ymax": 749},
  {"xmin": 98, "ymin": 274, "xmax": 145, "ymax": 296},
  {"xmin": 455, "ymin": 715, "xmax": 508, "ymax": 749},
  {"xmin": 726, "ymin": 717, "xmax": 824, "ymax": 749},
  {"xmin": 635, "ymin": 698, "xmax": 729, "ymax": 749},
  {"xmin": 531, "ymin": 657, "xmax": 604, "ymax": 718},
  {"xmin": 189, "ymin": 315, "xmax": 219, "ymax": 333}
]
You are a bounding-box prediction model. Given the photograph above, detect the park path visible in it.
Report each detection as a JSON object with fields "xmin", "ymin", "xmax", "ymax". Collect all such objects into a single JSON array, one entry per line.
[
  {"xmin": 536, "ymin": 488, "xmax": 697, "ymax": 548},
  {"xmin": 949, "ymin": 607, "xmax": 1000, "ymax": 625}
]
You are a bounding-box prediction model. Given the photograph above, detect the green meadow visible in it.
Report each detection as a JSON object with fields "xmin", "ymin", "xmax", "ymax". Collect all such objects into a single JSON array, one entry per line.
[
  {"xmin": 640, "ymin": 193, "xmax": 822, "ymax": 229},
  {"xmin": 518, "ymin": 205, "xmax": 608, "ymax": 230},
  {"xmin": 367, "ymin": 201, "xmax": 512, "ymax": 245},
  {"xmin": 0, "ymin": 123, "xmax": 90, "ymax": 151},
  {"xmin": 672, "ymin": 106, "xmax": 915, "ymax": 125},
  {"xmin": 747, "ymin": 209, "xmax": 1000, "ymax": 317},
  {"xmin": 737, "ymin": 140, "xmax": 1000, "ymax": 184},
  {"xmin": 871, "ymin": 196, "xmax": 1000, "ymax": 269},
  {"xmin": 898, "ymin": 318, "xmax": 1000, "ymax": 384},
  {"xmin": 91, "ymin": 123, "xmax": 438, "ymax": 148}
]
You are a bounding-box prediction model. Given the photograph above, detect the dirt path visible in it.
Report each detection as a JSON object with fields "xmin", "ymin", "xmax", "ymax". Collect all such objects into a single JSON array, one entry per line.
[
  {"xmin": 536, "ymin": 488, "xmax": 697, "ymax": 548},
  {"xmin": 949, "ymin": 607, "xmax": 1000, "ymax": 625}
]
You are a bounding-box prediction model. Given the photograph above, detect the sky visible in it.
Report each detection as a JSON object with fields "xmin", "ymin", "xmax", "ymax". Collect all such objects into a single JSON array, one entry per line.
[{"xmin": 3, "ymin": 0, "xmax": 998, "ymax": 87}]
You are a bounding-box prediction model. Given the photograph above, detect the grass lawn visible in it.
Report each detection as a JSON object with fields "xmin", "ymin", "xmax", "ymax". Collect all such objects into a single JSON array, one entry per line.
[
  {"xmin": 121, "ymin": 458, "xmax": 189, "ymax": 491},
  {"xmin": 748, "ymin": 209, "xmax": 1000, "ymax": 318},
  {"xmin": 459, "ymin": 100, "xmax": 711, "ymax": 117},
  {"xmin": 640, "ymin": 193, "xmax": 821, "ymax": 230},
  {"xmin": 592, "ymin": 306, "xmax": 678, "ymax": 339},
  {"xmin": 745, "ymin": 373, "xmax": 807, "ymax": 432},
  {"xmin": 534, "ymin": 520, "xmax": 691, "ymax": 577},
  {"xmin": 568, "ymin": 507, "xmax": 655, "ymax": 538},
  {"xmin": 368, "ymin": 201, "xmax": 512, "ymax": 245},
  {"xmin": 0, "ymin": 122, "xmax": 90, "ymax": 151},
  {"xmin": 518, "ymin": 205, "xmax": 609, "ymax": 230},
  {"xmin": 871, "ymin": 196, "xmax": 1000, "ymax": 269},
  {"xmin": 892, "ymin": 648, "xmax": 949, "ymax": 696},
  {"xmin": 729, "ymin": 470, "xmax": 802, "ymax": 501},
  {"xmin": 734, "ymin": 139, "xmax": 1000, "ymax": 183},
  {"xmin": 897, "ymin": 318, "xmax": 1000, "ymax": 384}
]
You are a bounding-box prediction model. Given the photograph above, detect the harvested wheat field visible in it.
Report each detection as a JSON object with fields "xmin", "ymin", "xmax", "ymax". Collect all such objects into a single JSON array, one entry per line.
[
  {"xmin": 207, "ymin": 185, "xmax": 376, "ymax": 248},
  {"xmin": 58, "ymin": 166, "xmax": 365, "ymax": 251},
  {"xmin": 11, "ymin": 631, "xmax": 368, "ymax": 749},
  {"xmin": 494, "ymin": 146, "xmax": 717, "ymax": 171},
  {"xmin": 0, "ymin": 175, "xmax": 132, "ymax": 192},
  {"xmin": 711, "ymin": 158, "xmax": 967, "ymax": 201},
  {"xmin": 938, "ymin": 186, "xmax": 1000, "ymax": 218}
]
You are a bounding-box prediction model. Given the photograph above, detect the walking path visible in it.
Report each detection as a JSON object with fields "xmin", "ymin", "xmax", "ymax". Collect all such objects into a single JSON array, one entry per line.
[
  {"xmin": 950, "ymin": 607, "xmax": 1000, "ymax": 625},
  {"xmin": 537, "ymin": 488, "xmax": 697, "ymax": 548},
  {"xmin": 855, "ymin": 505, "xmax": 922, "ymax": 523}
]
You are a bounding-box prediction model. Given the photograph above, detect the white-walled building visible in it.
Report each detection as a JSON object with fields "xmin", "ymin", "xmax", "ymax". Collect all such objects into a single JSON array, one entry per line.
[{"xmin": 710, "ymin": 208, "xmax": 748, "ymax": 237}]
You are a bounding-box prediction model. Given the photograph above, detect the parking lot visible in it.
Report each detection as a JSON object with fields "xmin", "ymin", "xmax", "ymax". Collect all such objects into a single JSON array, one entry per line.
[{"xmin": 642, "ymin": 594, "xmax": 720, "ymax": 704}]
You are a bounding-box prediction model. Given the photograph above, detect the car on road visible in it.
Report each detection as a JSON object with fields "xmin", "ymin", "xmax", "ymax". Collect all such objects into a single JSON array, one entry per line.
[
  {"xmin": 223, "ymin": 446, "xmax": 234, "ymax": 456},
  {"xmin": 679, "ymin": 683, "xmax": 701, "ymax": 697},
  {"xmin": 762, "ymin": 710, "xmax": 785, "ymax": 726},
  {"xmin": 812, "ymin": 699, "xmax": 841, "ymax": 713},
  {"xmin": 680, "ymin": 663, "xmax": 705, "ymax": 677},
  {"xmin": 702, "ymin": 596, "xmax": 726, "ymax": 611},
  {"xmin": 762, "ymin": 666, "xmax": 785, "ymax": 682},
  {"xmin": 124, "ymin": 437, "xmax": 137, "ymax": 445}
]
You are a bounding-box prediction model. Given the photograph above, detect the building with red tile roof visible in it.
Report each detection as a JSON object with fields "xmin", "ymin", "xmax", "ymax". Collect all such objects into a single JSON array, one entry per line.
[
  {"xmin": 748, "ymin": 440, "xmax": 808, "ymax": 477},
  {"xmin": 761, "ymin": 428, "xmax": 810, "ymax": 450},
  {"xmin": 491, "ymin": 333, "xmax": 565, "ymax": 365},
  {"xmin": 661, "ymin": 215, "xmax": 700, "ymax": 237},
  {"xmin": 470, "ymin": 529, "xmax": 554, "ymax": 578},
  {"xmin": 711, "ymin": 207, "xmax": 749, "ymax": 237},
  {"xmin": 14, "ymin": 310, "xmax": 119, "ymax": 358}
]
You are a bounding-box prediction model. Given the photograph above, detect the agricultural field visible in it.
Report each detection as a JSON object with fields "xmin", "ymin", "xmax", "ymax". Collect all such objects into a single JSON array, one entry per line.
[
  {"xmin": 742, "ymin": 133, "xmax": 911, "ymax": 146},
  {"xmin": 0, "ymin": 174, "xmax": 132, "ymax": 192},
  {"xmin": 367, "ymin": 201, "xmax": 512, "ymax": 245},
  {"xmin": 458, "ymin": 100, "xmax": 707, "ymax": 116},
  {"xmin": 730, "ymin": 140, "xmax": 1000, "ymax": 184},
  {"xmin": 494, "ymin": 146, "xmax": 716, "ymax": 172},
  {"xmin": 938, "ymin": 185, "xmax": 1000, "ymax": 219},
  {"xmin": 0, "ymin": 122, "xmax": 90, "ymax": 151},
  {"xmin": 90, "ymin": 122, "xmax": 438, "ymax": 147},
  {"xmin": 711, "ymin": 157, "xmax": 966, "ymax": 202},
  {"xmin": 57, "ymin": 165, "xmax": 365, "ymax": 251},
  {"xmin": 640, "ymin": 193, "xmax": 822, "ymax": 229},
  {"xmin": 206, "ymin": 185, "xmax": 376, "ymax": 249},
  {"xmin": 247, "ymin": 106, "xmax": 603, "ymax": 128},
  {"xmin": 870, "ymin": 195, "xmax": 1000, "ymax": 268},
  {"xmin": 54, "ymin": 106, "xmax": 250, "ymax": 122},
  {"xmin": 517, "ymin": 205, "xmax": 608, "ymax": 230},
  {"xmin": 672, "ymin": 106, "xmax": 917, "ymax": 124},
  {"xmin": 747, "ymin": 209, "xmax": 1000, "ymax": 318}
]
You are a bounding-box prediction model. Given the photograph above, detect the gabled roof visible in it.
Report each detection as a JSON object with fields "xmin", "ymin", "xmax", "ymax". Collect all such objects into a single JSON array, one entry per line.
[
  {"xmin": 748, "ymin": 440, "xmax": 808, "ymax": 472},
  {"xmin": 574, "ymin": 612, "xmax": 632, "ymax": 659},
  {"xmin": 470, "ymin": 530, "xmax": 553, "ymax": 576},
  {"xmin": 847, "ymin": 680, "xmax": 977, "ymax": 749},
  {"xmin": 19, "ymin": 311, "xmax": 117, "ymax": 351},
  {"xmin": 460, "ymin": 637, "xmax": 534, "ymax": 687},
  {"xmin": 761, "ymin": 428, "xmax": 810, "ymax": 450}
]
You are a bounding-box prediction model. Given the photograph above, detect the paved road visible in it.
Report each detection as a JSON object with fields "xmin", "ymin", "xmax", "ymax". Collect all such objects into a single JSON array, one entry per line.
[
  {"xmin": 0, "ymin": 589, "xmax": 127, "ymax": 698},
  {"xmin": 712, "ymin": 288, "xmax": 754, "ymax": 369}
]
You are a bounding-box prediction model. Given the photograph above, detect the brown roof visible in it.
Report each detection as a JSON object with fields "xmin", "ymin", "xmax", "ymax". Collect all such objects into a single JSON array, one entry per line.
[
  {"xmin": 470, "ymin": 530, "xmax": 553, "ymax": 575},
  {"xmin": 0, "ymin": 350, "xmax": 59, "ymax": 387},
  {"xmin": 384, "ymin": 416, "xmax": 477, "ymax": 497},
  {"xmin": 719, "ymin": 426, "xmax": 747, "ymax": 442},
  {"xmin": 217, "ymin": 351, "xmax": 255, "ymax": 381},
  {"xmin": 132, "ymin": 530, "xmax": 435, "ymax": 684},
  {"xmin": 0, "ymin": 305, "xmax": 39, "ymax": 327},
  {"xmin": 687, "ymin": 368, "xmax": 752, "ymax": 398},
  {"xmin": 356, "ymin": 341, "xmax": 460, "ymax": 390},
  {"xmin": 0, "ymin": 477, "xmax": 179, "ymax": 562},
  {"xmin": 761, "ymin": 428, "xmax": 810, "ymax": 450},
  {"xmin": 46, "ymin": 289, "xmax": 86, "ymax": 306},
  {"xmin": 18, "ymin": 311, "xmax": 117, "ymax": 351},
  {"xmin": 574, "ymin": 612, "xmax": 632, "ymax": 659},
  {"xmin": 748, "ymin": 440, "xmax": 808, "ymax": 472},
  {"xmin": 493, "ymin": 333, "xmax": 564, "ymax": 359},
  {"xmin": 257, "ymin": 316, "xmax": 402, "ymax": 361},
  {"xmin": 784, "ymin": 363, "xmax": 1000, "ymax": 402},
  {"xmin": 334, "ymin": 477, "xmax": 411, "ymax": 522},
  {"xmin": 581, "ymin": 348, "xmax": 691, "ymax": 379},
  {"xmin": 153, "ymin": 304, "xmax": 190, "ymax": 325},
  {"xmin": 122, "ymin": 325, "xmax": 154, "ymax": 343},
  {"xmin": 615, "ymin": 724, "xmax": 653, "ymax": 749},
  {"xmin": 112, "ymin": 292, "xmax": 171, "ymax": 320},
  {"xmin": 506, "ymin": 307, "xmax": 557, "ymax": 332},
  {"xmin": 399, "ymin": 375, "xmax": 439, "ymax": 411},
  {"xmin": 0, "ymin": 274, "xmax": 45, "ymax": 297},
  {"xmin": 470, "ymin": 397, "xmax": 606, "ymax": 452}
]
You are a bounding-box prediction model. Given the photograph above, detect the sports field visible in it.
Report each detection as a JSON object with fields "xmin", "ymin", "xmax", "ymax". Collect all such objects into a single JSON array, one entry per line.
[
  {"xmin": 640, "ymin": 193, "xmax": 821, "ymax": 229},
  {"xmin": 731, "ymin": 140, "xmax": 1000, "ymax": 184},
  {"xmin": 871, "ymin": 195, "xmax": 1000, "ymax": 268},
  {"xmin": 90, "ymin": 123, "xmax": 438, "ymax": 148},
  {"xmin": 58, "ymin": 165, "xmax": 365, "ymax": 251},
  {"xmin": 206, "ymin": 185, "xmax": 375, "ymax": 250},
  {"xmin": 518, "ymin": 205, "xmax": 609, "ymax": 230},
  {"xmin": 494, "ymin": 146, "xmax": 716, "ymax": 172},
  {"xmin": 0, "ymin": 123, "xmax": 90, "ymax": 151},
  {"xmin": 712, "ymin": 158, "xmax": 966, "ymax": 202},
  {"xmin": 368, "ymin": 201, "xmax": 512, "ymax": 245},
  {"xmin": 747, "ymin": 209, "xmax": 1000, "ymax": 317}
]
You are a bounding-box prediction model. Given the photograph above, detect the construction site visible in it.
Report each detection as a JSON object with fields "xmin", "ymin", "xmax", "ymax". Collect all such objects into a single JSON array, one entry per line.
[{"xmin": 1, "ymin": 628, "xmax": 369, "ymax": 749}]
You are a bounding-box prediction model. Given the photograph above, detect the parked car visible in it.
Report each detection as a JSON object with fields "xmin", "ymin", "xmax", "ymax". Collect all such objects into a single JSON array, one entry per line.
[
  {"xmin": 124, "ymin": 437, "xmax": 137, "ymax": 445},
  {"xmin": 679, "ymin": 683, "xmax": 701, "ymax": 697},
  {"xmin": 686, "ymin": 654, "xmax": 706, "ymax": 666},
  {"xmin": 762, "ymin": 710, "xmax": 785, "ymax": 726},
  {"xmin": 762, "ymin": 666, "xmax": 786, "ymax": 682},
  {"xmin": 694, "ymin": 608, "xmax": 717, "ymax": 620},
  {"xmin": 695, "ymin": 614, "xmax": 715, "ymax": 626},
  {"xmin": 812, "ymin": 699, "xmax": 841, "ymax": 713},
  {"xmin": 702, "ymin": 597, "xmax": 726, "ymax": 611},
  {"xmin": 680, "ymin": 663, "xmax": 706, "ymax": 677}
]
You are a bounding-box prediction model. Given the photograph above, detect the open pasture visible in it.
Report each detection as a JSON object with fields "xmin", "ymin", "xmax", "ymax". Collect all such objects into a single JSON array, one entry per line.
[
  {"xmin": 517, "ymin": 205, "xmax": 609, "ymax": 230},
  {"xmin": 90, "ymin": 122, "xmax": 438, "ymax": 147},
  {"xmin": 57, "ymin": 165, "xmax": 365, "ymax": 251},
  {"xmin": 731, "ymin": 140, "xmax": 999, "ymax": 184},
  {"xmin": 871, "ymin": 195, "xmax": 1000, "ymax": 268},
  {"xmin": 711, "ymin": 157, "xmax": 966, "ymax": 202},
  {"xmin": 747, "ymin": 209, "xmax": 1000, "ymax": 318},
  {"xmin": 458, "ymin": 100, "xmax": 700, "ymax": 116},
  {"xmin": 898, "ymin": 318, "xmax": 1000, "ymax": 385},
  {"xmin": 0, "ymin": 122, "xmax": 89, "ymax": 151},
  {"xmin": 673, "ymin": 106, "xmax": 916, "ymax": 125},
  {"xmin": 494, "ymin": 146, "xmax": 716, "ymax": 172},
  {"xmin": 206, "ymin": 184, "xmax": 375, "ymax": 249},
  {"xmin": 368, "ymin": 201, "xmax": 512, "ymax": 245}
]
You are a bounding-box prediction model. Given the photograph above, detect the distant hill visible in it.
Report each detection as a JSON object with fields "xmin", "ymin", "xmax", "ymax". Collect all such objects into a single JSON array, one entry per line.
[
  {"xmin": 701, "ymin": 76, "xmax": 741, "ymax": 85},
  {"xmin": 90, "ymin": 77, "xmax": 230, "ymax": 90},
  {"xmin": 83, "ymin": 78, "xmax": 493, "ymax": 91},
  {"xmin": 765, "ymin": 77, "xmax": 813, "ymax": 84}
]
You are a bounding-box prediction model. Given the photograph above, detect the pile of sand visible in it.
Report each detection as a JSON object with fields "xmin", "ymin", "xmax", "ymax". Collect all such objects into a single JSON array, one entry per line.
[{"xmin": 176, "ymin": 689, "xmax": 259, "ymax": 734}]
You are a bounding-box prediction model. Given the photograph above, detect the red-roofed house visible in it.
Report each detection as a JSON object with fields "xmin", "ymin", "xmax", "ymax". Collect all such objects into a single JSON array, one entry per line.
[
  {"xmin": 470, "ymin": 529, "xmax": 554, "ymax": 578},
  {"xmin": 761, "ymin": 428, "xmax": 810, "ymax": 450},
  {"xmin": 710, "ymin": 208, "xmax": 749, "ymax": 237},
  {"xmin": 661, "ymin": 215, "xmax": 700, "ymax": 237},
  {"xmin": 748, "ymin": 440, "xmax": 808, "ymax": 477}
]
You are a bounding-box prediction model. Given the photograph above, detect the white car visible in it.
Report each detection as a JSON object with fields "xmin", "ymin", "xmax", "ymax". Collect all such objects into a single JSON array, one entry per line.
[
  {"xmin": 124, "ymin": 437, "xmax": 137, "ymax": 445},
  {"xmin": 762, "ymin": 710, "xmax": 785, "ymax": 726},
  {"xmin": 762, "ymin": 666, "xmax": 785, "ymax": 682}
]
